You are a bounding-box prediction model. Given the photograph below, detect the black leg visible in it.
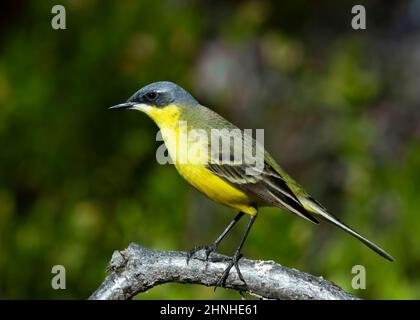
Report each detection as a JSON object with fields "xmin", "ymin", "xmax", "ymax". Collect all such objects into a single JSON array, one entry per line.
[
  {"xmin": 215, "ymin": 213, "xmax": 258, "ymax": 289},
  {"xmin": 187, "ymin": 211, "xmax": 245, "ymax": 263}
]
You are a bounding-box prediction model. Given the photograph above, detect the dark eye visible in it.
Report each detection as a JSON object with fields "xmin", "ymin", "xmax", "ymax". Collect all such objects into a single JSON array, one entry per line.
[{"xmin": 145, "ymin": 91, "xmax": 158, "ymax": 101}]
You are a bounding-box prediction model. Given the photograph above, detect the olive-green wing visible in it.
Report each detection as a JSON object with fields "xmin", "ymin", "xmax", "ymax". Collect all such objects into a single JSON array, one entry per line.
[{"xmin": 196, "ymin": 105, "xmax": 318, "ymax": 223}]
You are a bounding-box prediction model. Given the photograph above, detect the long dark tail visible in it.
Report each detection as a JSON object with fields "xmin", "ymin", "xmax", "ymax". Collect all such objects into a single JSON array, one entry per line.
[{"xmin": 300, "ymin": 197, "xmax": 394, "ymax": 261}]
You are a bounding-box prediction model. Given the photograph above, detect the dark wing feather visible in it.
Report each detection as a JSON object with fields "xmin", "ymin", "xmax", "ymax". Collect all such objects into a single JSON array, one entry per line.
[{"xmin": 207, "ymin": 162, "xmax": 319, "ymax": 224}]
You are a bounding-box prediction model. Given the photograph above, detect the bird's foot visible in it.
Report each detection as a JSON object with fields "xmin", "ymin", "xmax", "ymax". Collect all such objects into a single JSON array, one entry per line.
[
  {"xmin": 186, "ymin": 242, "xmax": 218, "ymax": 264},
  {"xmin": 214, "ymin": 251, "xmax": 247, "ymax": 290}
]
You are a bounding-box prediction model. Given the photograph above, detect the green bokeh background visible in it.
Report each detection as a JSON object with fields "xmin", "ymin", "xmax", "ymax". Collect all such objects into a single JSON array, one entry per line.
[{"xmin": 0, "ymin": 0, "xmax": 419, "ymax": 299}]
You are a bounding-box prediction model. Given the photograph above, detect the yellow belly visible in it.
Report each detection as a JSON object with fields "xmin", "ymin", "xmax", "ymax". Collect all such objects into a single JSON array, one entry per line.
[{"xmin": 175, "ymin": 162, "xmax": 257, "ymax": 215}]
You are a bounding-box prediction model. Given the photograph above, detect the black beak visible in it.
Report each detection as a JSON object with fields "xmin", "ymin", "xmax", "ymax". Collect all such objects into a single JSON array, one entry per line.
[{"xmin": 109, "ymin": 102, "xmax": 135, "ymax": 110}]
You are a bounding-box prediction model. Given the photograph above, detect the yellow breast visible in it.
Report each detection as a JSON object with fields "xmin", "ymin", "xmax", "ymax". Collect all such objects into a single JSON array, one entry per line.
[{"xmin": 143, "ymin": 105, "xmax": 256, "ymax": 215}]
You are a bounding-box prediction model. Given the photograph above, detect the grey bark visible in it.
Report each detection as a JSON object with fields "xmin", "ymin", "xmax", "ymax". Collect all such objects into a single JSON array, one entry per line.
[{"xmin": 89, "ymin": 243, "xmax": 359, "ymax": 300}]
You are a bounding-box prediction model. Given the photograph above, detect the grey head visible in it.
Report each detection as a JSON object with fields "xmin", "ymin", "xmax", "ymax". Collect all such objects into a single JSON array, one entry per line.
[{"xmin": 111, "ymin": 81, "xmax": 199, "ymax": 110}]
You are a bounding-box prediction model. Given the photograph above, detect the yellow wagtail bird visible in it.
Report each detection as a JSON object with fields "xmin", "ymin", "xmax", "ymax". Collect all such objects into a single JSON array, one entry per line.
[{"xmin": 111, "ymin": 81, "xmax": 393, "ymax": 287}]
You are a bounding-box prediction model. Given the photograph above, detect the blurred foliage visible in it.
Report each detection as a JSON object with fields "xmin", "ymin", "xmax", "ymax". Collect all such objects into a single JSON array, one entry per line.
[{"xmin": 0, "ymin": 0, "xmax": 419, "ymax": 299}]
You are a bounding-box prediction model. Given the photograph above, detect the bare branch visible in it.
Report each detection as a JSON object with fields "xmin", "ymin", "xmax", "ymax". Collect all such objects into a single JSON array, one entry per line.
[{"xmin": 89, "ymin": 243, "xmax": 359, "ymax": 300}]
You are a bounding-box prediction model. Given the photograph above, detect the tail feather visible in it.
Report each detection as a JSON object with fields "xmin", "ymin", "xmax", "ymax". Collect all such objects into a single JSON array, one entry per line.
[{"xmin": 300, "ymin": 197, "xmax": 394, "ymax": 262}]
